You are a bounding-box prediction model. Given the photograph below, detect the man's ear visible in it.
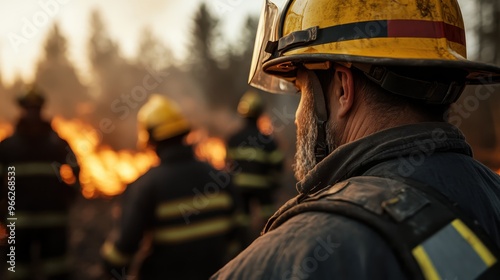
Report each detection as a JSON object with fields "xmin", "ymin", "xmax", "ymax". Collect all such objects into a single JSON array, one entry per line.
[{"xmin": 332, "ymin": 65, "xmax": 355, "ymax": 119}]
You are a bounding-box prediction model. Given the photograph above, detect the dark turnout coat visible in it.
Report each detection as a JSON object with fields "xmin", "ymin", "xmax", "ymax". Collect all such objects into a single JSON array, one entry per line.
[
  {"xmin": 212, "ymin": 123, "xmax": 500, "ymax": 280},
  {"xmin": 0, "ymin": 119, "xmax": 79, "ymax": 221},
  {"xmin": 102, "ymin": 143, "xmax": 236, "ymax": 280}
]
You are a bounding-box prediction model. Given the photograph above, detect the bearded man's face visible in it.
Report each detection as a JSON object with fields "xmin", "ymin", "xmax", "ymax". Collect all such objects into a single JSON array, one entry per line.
[{"xmin": 293, "ymin": 69, "xmax": 340, "ymax": 181}]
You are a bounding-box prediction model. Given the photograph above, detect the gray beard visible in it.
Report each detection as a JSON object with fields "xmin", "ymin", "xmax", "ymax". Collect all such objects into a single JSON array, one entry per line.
[
  {"xmin": 293, "ymin": 91, "xmax": 339, "ymax": 181},
  {"xmin": 293, "ymin": 107, "xmax": 317, "ymax": 182}
]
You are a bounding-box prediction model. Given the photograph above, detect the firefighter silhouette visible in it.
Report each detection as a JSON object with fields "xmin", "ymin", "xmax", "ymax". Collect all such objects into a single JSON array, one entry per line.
[
  {"xmin": 0, "ymin": 85, "xmax": 80, "ymax": 280},
  {"xmin": 226, "ymin": 90, "xmax": 284, "ymax": 248},
  {"xmin": 101, "ymin": 94, "xmax": 237, "ymax": 279}
]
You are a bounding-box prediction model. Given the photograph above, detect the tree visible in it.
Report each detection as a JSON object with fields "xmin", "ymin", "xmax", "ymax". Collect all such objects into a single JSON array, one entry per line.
[
  {"xmin": 87, "ymin": 10, "xmax": 166, "ymax": 150},
  {"xmin": 88, "ymin": 10, "xmax": 120, "ymax": 68},
  {"xmin": 137, "ymin": 27, "xmax": 173, "ymax": 71},
  {"xmin": 477, "ymin": 0, "xmax": 500, "ymax": 64},
  {"xmin": 187, "ymin": 3, "xmax": 222, "ymax": 108},
  {"xmin": 34, "ymin": 23, "xmax": 90, "ymax": 119},
  {"xmin": 224, "ymin": 16, "xmax": 260, "ymax": 109},
  {"xmin": 455, "ymin": 0, "xmax": 500, "ymax": 168}
]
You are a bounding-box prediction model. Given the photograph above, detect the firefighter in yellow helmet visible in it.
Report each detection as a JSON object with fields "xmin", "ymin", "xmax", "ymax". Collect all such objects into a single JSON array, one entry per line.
[
  {"xmin": 0, "ymin": 85, "xmax": 80, "ymax": 280},
  {"xmin": 101, "ymin": 94, "xmax": 236, "ymax": 279},
  {"xmin": 212, "ymin": 0, "xmax": 500, "ymax": 279},
  {"xmin": 226, "ymin": 90, "xmax": 284, "ymax": 248}
]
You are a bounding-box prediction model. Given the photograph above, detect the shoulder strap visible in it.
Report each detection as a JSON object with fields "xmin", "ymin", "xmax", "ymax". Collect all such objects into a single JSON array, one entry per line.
[{"xmin": 264, "ymin": 176, "xmax": 500, "ymax": 280}]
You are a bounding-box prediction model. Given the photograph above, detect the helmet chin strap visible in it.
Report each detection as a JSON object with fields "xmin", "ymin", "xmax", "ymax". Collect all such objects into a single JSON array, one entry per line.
[{"xmin": 306, "ymin": 70, "xmax": 330, "ymax": 164}]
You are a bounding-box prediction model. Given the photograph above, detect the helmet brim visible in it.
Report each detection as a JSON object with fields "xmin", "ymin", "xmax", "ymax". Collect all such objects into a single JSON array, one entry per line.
[{"xmin": 263, "ymin": 54, "xmax": 500, "ymax": 85}]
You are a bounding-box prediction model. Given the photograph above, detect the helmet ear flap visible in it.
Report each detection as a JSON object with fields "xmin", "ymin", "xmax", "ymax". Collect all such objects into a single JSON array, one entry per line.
[
  {"xmin": 313, "ymin": 67, "xmax": 336, "ymax": 102},
  {"xmin": 352, "ymin": 64, "xmax": 466, "ymax": 104}
]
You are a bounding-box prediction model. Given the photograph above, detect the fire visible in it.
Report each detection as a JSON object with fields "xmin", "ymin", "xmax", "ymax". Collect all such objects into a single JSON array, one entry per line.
[
  {"xmin": 51, "ymin": 117, "xmax": 159, "ymax": 198},
  {"xmin": 0, "ymin": 122, "xmax": 14, "ymax": 142},
  {"xmin": 258, "ymin": 114, "xmax": 274, "ymax": 136},
  {"xmin": 186, "ymin": 130, "xmax": 226, "ymax": 170},
  {"xmin": 2, "ymin": 118, "xmax": 229, "ymax": 198}
]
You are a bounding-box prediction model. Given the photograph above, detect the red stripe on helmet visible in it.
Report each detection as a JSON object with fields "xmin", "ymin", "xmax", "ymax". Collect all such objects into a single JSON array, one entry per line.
[{"xmin": 387, "ymin": 20, "xmax": 465, "ymax": 45}]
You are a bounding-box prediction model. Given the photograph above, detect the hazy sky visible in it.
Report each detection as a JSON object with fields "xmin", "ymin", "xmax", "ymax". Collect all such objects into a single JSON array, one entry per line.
[
  {"xmin": 0, "ymin": 0, "xmax": 476, "ymax": 85},
  {"xmin": 0, "ymin": 0, "xmax": 262, "ymax": 84}
]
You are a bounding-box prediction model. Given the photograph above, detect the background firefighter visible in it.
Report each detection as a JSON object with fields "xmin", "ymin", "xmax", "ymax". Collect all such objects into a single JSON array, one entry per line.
[
  {"xmin": 101, "ymin": 94, "xmax": 237, "ymax": 279},
  {"xmin": 225, "ymin": 90, "xmax": 284, "ymax": 247},
  {"xmin": 0, "ymin": 86, "xmax": 80, "ymax": 280}
]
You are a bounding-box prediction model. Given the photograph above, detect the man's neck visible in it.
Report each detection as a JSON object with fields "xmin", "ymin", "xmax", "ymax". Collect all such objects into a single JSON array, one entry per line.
[{"xmin": 340, "ymin": 105, "xmax": 424, "ymax": 145}]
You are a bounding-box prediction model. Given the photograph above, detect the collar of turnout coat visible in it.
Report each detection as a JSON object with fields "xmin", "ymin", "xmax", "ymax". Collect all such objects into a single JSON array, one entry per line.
[
  {"xmin": 156, "ymin": 143, "xmax": 195, "ymax": 163},
  {"xmin": 296, "ymin": 122, "xmax": 472, "ymax": 195}
]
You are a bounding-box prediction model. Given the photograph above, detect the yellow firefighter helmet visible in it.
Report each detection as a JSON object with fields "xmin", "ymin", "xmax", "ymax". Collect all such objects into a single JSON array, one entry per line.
[
  {"xmin": 237, "ymin": 90, "xmax": 264, "ymax": 118},
  {"xmin": 249, "ymin": 0, "xmax": 500, "ymax": 103},
  {"xmin": 137, "ymin": 94, "xmax": 190, "ymax": 143},
  {"xmin": 17, "ymin": 85, "xmax": 45, "ymax": 108}
]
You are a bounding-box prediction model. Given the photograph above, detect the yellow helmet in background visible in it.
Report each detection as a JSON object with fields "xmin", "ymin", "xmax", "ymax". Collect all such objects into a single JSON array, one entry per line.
[
  {"xmin": 237, "ymin": 90, "xmax": 264, "ymax": 118},
  {"xmin": 137, "ymin": 94, "xmax": 190, "ymax": 143},
  {"xmin": 249, "ymin": 0, "xmax": 500, "ymax": 103},
  {"xmin": 17, "ymin": 85, "xmax": 45, "ymax": 108}
]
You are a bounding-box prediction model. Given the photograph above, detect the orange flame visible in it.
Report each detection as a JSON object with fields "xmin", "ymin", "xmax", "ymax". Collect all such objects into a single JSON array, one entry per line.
[
  {"xmin": 51, "ymin": 117, "xmax": 159, "ymax": 198},
  {"xmin": 60, "ymin": 164, "xmax": 77, "ymax": 185},
  {"xmin": 258, "ymin": 115, "xmax": 274, "ymax": 136},
  {"xmin": 1, "ymin": 118, "xmax": 228, "ymax": 198},
  {"xmin": 186, "ymin": 130, "xmax": 226, "ymax": 170},
  {"xmin": 0, "ymin": 122, "xmax": 14, "ymax": 142}
]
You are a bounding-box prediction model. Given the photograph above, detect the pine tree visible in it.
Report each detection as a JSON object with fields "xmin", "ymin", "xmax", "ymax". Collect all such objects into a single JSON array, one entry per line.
[
  {"xmin": 454, "ymin": 0, "xmax": 500, "ymax": 167},
  {"xmin": 224, "ymin": 16, "xmax": 260, "ymax": 110},
  {"xmin": 476, "ymin": 0, "xmax": 500, "ymax": 164},
  {"xmin": 188, "ymin": 3, "xmax": 222, "ymax": 108},
  {"xmin": 137, "ymin": 27, "xmax": 173, "ymax": 70},
  {"xmin": 477, "ymin": 0, "xmax": 500, "ymax": 64},
  {"xmin": 34, "ymin": 23, "xmax": 90, "ymax": 119},
  {"xmin": 87, "ymin": 10, "xmax": 165, "ymax": 150}
]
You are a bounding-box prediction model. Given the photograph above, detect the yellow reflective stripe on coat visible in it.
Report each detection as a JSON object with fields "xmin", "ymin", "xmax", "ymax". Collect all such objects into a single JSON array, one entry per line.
[
  {"xmin": 268, "ymin": 150, "xmax": 284, "ymax": 164},
  {"xmin": 42, "ymin": 256, "xmax": 70, "ymax": 275},
  {"xmin": 101, "ymin": 241, "xmax": 132, "ymax": 266},
  {"xmin": 227, "ymin": 147, "xmax": 269, "ymax": 163},
  {"xmin": 10, "ymin": 162, "xmax": 58, "ymax": 176},
  {"xmin": 233, "ymin": 173, "xmax": 271, "ymax": 188},
  {"xmin": 451, "ymin": 219, "xmax": 497, "ymax": 266},
  {"xmin": 153, "ymin": 217, "xmax": 233, "ymax": 243},
  {"xmin": 4, "ymin": 258, "xmax": 67, "ymax": 279},
  {"xmin": 156, "ymin": 193, "xmax": 233, "ymax": 219},
  {"xmin": 412, "ymin": 246, "xmax": 440, "ymax": 280},
  {"xmin": 234, "ymin": 212, "xmax": 251, "ymax": 227},
  {"xmin": 15, "ymin": 212, "xmax": 68, "ymax": 228},
  {"xmin": 7, "ymin": 263, "xmax": 30, "ymax": 279},
  {"xmin": 259, "ymin": 204, "xmax": 276, "ymax": 219},
  {"xmin": 412, "ymin": 219, "xmax": 497, "ymax": 279}
]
